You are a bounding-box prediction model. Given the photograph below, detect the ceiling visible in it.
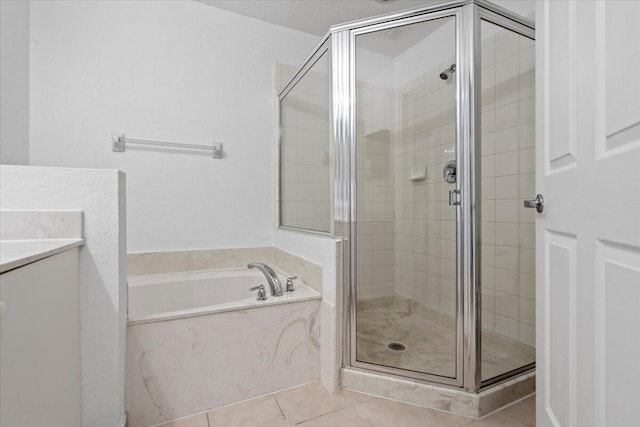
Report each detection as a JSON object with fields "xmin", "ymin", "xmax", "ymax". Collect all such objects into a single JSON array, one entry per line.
[
  {"xmin": 197, "ymin": 0, "xmax": 440, "ymax": 37},
  {"xmin": 196, "ymin": 0, "xmax": 535, "ymax": 57}
]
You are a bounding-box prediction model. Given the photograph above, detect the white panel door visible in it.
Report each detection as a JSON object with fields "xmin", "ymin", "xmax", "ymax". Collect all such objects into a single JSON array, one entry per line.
[{"xmin": 536, "ymin": 1, "xmax": 640, "ymax": 427}]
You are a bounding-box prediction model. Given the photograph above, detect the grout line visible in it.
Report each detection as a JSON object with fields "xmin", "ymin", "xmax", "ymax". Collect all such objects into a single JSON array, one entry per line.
[
  {"xmin": 273, "ymin": 395, "xmax": 288, "ymax": 421},
  {"xmin": 293, "ymin": 399, "xmax": 374, "ymax": 426}
]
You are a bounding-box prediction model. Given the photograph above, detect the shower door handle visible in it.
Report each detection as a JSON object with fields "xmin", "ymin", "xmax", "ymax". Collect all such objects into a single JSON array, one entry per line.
[
  {"xmin": 449, "ymin": 189, "xmax": 461, "ymax": 206},
  {"xmin": 523, "ymin": 194, "xmax": 544, "ymax": 213}
]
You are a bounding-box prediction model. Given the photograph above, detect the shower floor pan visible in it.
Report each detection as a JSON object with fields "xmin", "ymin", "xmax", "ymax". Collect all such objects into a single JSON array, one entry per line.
[{"xmin": 356, "ymin": 296, "xmax": 534, "ymax": 381}]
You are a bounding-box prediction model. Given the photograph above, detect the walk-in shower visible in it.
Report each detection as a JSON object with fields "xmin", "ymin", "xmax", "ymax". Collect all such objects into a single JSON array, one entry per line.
[{"xmin": 278, "ymin": 0, "xmax": 535, "ymax": 395}]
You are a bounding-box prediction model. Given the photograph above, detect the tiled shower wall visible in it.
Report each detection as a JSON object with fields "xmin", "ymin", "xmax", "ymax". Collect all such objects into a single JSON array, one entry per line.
[
  {"xmin": 393, "ymin": 61, "xmax": 458, "ymax": 316},
  {"xmin": 278, "ymin": 59, "xmax": 332, "ymax": 233},
  {"xmin": 479, "ymin": 25, "xmax": 535, "ymax": 346},
  {"xmin": 356, "ymin": 28, "xmax": 535, "ymax": 347},
  {"xmin": 355, "ymin": 85, "xmax": 396, "ymax": 300}
]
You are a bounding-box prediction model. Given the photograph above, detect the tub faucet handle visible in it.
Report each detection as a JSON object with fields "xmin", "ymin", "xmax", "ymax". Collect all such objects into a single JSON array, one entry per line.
[
  {"xmin": 286, "ymin": 276, "xmax": 298, "ymax": 292},
  {"xmin": 249, "ymin": 285, "xmax": 268, "ymax": 301}
]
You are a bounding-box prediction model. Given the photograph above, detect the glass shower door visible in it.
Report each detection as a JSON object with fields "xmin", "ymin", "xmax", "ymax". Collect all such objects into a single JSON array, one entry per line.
[
  {"xmin": 352, "ymin": 13, "xmax": 460, "ymax": 381},
  {"xmin": 478, "ymin": 19, "xmax": 536, "ymax": 383}
]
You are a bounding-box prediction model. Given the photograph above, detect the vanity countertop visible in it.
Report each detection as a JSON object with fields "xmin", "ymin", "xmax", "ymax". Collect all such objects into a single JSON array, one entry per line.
[{"xmin": 0, "ymin": 238, "xmax": 85, "ymax": 274}]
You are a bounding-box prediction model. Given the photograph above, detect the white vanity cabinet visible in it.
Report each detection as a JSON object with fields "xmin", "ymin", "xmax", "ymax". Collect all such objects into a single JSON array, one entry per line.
[{"xmin": 0, "ymin": 246, "xmax": 82, "ymax": 427}]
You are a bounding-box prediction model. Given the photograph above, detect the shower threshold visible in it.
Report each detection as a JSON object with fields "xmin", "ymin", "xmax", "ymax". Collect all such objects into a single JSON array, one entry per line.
[{"xmin": 341, "ymin": 366, "xmax": 535, "ymax": 418}]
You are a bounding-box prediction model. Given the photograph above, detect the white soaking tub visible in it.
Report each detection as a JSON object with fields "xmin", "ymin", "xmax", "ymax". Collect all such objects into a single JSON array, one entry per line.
[
  {"xmin": 126, "ymin": 268, "xmax": 322, "ymax": 427},
  {"xmin": 128, "ymin": 268, "xmax": 321, "ymax": 325}
]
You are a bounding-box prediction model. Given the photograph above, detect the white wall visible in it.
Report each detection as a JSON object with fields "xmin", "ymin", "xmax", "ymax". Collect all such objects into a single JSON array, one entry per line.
[
  {"xmin": 0, "ymin": 0, "xmax": 30, "ymax": 165},
  {"xmin": 0, "ymin": 165, "xmax": 127, "ymax": 427},
  {"xmin": 393, "ymin": 19, "xmax": 456, "ymax": 89},
  {"xmin": 393, "ymin": 0, "xmax": 534, "ymax": 89},
  {"xmin": 28, "ymin": 0, "xmax": 319, "ymax": 253}
]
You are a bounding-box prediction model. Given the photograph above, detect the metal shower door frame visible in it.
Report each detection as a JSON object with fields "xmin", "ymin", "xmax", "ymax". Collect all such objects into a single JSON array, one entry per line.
[
  {"xmin": 336, "ymin": 3, "xmax": 468, "ymax": 389},
  {"xmin": 475, "ymin": 4, "xmax": 535, "ymax": 390}
]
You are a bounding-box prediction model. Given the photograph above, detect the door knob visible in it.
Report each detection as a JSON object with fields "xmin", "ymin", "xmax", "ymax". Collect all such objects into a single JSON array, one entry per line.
[{"xmin": 523, "ymin": 194, "xmax": 544, "ymax": 213}]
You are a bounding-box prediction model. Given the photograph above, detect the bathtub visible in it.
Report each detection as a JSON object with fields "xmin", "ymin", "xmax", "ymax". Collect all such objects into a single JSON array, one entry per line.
[
  {"xmin": 128, "ymin": 268, "xmax": 320, "ymax": 325},
  {"xmin": 125, "ymin": 268, "xmax": 322, "ymax": 427}
]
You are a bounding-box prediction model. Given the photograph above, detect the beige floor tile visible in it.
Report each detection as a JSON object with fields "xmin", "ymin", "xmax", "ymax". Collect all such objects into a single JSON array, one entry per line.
[
  {"xmin": 299, "ymin": 398, "xmax": 473, "ymax": 427},
  {"xmin": 207, "ymin": 395, "xmax": 287, "ymax": 427},
  {"xmin": 521, "ymin": 395, "xmax": 536, "ymax": 408},
  {"xmin": 274, "ymin": 382, "xmax": 373, "ymax": 424},
  {"xmin": 156, "ymin": 386, "xmax": 535, "ymax": 427},
  {"xmin": 297, "ymin": 406, "xmax": 371, "ymax": 427},
  {"xmin": 153, "ymin": 412, "xmax": 208, "ymax": 427},
  {"xmin": 466, "ymin": 411, "xmax": 526, "ymax": 427},
  {"xmin": 499, "ymin": 398, "xmax": 536, "ymax": 427}
]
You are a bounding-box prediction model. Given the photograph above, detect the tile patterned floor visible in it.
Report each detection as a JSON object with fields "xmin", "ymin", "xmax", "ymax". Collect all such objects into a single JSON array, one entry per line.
[{"xmin": 154, "ymin": 382, "xmax": 536, "ymax": 427}]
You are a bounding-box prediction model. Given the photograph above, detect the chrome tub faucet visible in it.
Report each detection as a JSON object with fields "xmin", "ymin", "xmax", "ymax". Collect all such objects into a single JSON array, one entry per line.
[{"xmin": 247, "ymin": 262, "xmax": 284, "ymax": 297}]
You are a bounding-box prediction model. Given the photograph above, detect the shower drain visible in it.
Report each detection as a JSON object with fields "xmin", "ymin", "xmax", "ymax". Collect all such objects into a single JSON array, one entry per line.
[{"xmin": 387, "ymin": 342, "xmax": 406, "ymax": 351}]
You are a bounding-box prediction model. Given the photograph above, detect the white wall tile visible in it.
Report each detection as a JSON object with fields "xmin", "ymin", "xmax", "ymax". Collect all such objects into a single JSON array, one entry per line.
[
  {"xmin": 519, "ymin": 273, "xmax": 535, "ymax": 300},
  {"xmin": 495, "ymin": 268, "xmax": 519, "ymax": 295},
  {"xmin": 495, "ymin": 176, "xmax": 519, "ymax": 199},
  {"xmin": 495, "ymin": 245, "xmax": 519, "ymax": 271},
  {"xmin": 494, "ymin": 127, "xmax": 519, "ymax": 154},
  {"xmin": 495, "ymin": 223, "xmax": 519, "ymax": 246},
  {"xmin": 479, "ymin": 26, "xmax": 536, "ymax": 349},
  {"xmin": 495, "ymin": 78, "xmax": 520, "ymax": 109},
  {"xmin": 495, "ymin": 199, "xmax": 520, "ymax": 223},
  {"xmin": 495, "ymin": 32, "xmax": 520, "ymax": 62},
  {"xmin": 495, "ymin": 314, "xmax": 518, "ymax": 340},
  {"xmin": 495, "ymin": 291, "xmax": 519, "ymax": 319},
  {"xmin": 518, "ymin": 322, "xmax": 535, "ymax": 347},
  {"xmin": 495, "ymin": 103, "xmax": 519, "ymax": 130},
  {"xmin": 519, "ymin": 298, "xmax": 535, "ymax": 325},
  {"xmin": 495, "ymin": 55, "xmax": 520, "ymax": 85},
  {"xmin": 494, "ymin": 150, "xmax": 520, "ymax": 176}
]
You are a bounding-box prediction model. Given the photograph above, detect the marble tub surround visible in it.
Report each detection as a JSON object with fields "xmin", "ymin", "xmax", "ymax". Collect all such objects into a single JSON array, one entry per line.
[
  {"xmin": 127, "ymin": 247, "xmax": 323, "ymax": 294},
  {"xmin": 126, "ymin": 298, "xmax": 321, "ymax": 427},
  {"xmin": 273, "ymin": 248, "xmax": 323, "ymax": 295},
  {"xmin": 127, "ymin": 247, "xmax": 273, "ymax": 276},
  {"xmin": 320, "ymin": 301, "xmax": 341, "ymax": 393},
  {"xmin": 128, "ymin": 268, "xmax": 320, "ymax": 325},
  {"xmin": 273, "ymin": 230, "xmax": 344, "ymax": 393},
  {"xmin": 153, "ymin": 381, "xmax": 535, "ymax": 427},
  {"xmin": 341, "ymin": 368, "xmax": 535, "ymax": 419},
  {"xmin": 0, "ymin": 210, "xmax": 84, "ymax": 273}
]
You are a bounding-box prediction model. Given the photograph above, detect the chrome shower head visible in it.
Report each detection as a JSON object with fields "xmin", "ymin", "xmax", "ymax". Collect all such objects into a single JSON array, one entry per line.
[{"xmin": 439, "ymin": 64, "xmax": 456, "ymax": 80}]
